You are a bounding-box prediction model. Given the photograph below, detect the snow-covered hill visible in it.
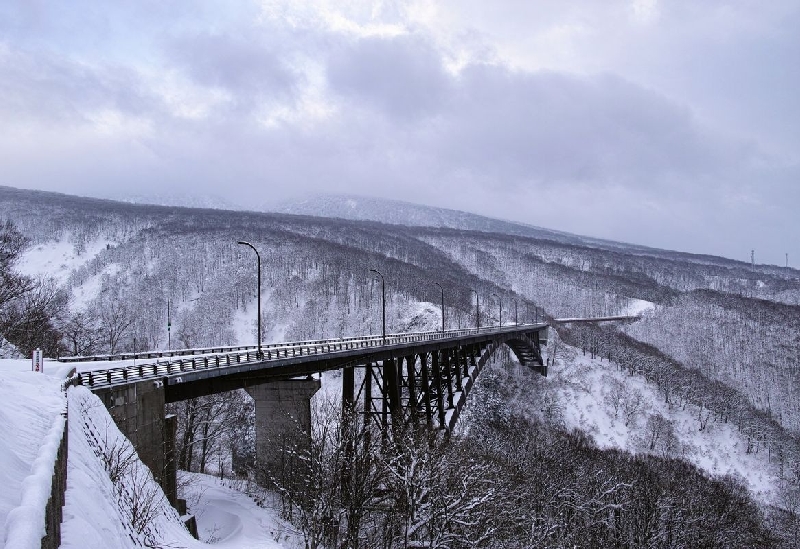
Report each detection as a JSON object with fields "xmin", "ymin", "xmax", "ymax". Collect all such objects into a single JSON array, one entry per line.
[
  {"xmin": 542, "ymin": 342, "xmax": 779, "ymax": 505},
  {"xmin": 2, "ymin": 186, "xmax": 799, "ymax": 546},
  {"xmin": 271, "ymin": 193, "xmax": 578, "ymax": 241},
  {"xmin": 109, "ymin": 192, "xmax": 245, "ymax": 212}
]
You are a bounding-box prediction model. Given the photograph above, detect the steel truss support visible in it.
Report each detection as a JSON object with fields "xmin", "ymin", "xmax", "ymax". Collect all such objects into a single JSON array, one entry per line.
[{"xmin": 345, "ymin": 329, "xmax": 547, "ymax": 438}]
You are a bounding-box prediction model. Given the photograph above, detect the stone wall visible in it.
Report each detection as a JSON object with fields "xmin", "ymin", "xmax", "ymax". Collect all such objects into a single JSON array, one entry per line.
[{"xmin": 40, "ymin": 412, "xmax": 68, "ymax": 549}]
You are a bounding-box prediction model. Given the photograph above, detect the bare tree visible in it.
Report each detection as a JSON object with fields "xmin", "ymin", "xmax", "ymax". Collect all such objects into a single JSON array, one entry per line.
[
  {"xmin": 60, "ymin": 310, "xmax": 102, "ymax": 356},
  {"xmin": 97, "ymin": 292, "xmax": 134, "ymax": 354}
]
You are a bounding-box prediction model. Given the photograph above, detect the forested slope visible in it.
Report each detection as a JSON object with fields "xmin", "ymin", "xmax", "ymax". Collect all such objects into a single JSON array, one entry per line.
[{"xmin": 2, "ymin": 185, "xmax": 800, "ymax": 545}]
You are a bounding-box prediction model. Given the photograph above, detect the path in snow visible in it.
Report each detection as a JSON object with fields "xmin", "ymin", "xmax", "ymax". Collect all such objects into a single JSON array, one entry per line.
[{"xmin": 181, "ymin": 473, "xmax": 304, "ymax": 549}]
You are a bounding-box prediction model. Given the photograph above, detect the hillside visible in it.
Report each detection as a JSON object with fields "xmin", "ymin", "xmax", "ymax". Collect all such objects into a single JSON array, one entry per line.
[{"xmin": 1, "ymin": 185, "xmax": 800, "ymax": 546}]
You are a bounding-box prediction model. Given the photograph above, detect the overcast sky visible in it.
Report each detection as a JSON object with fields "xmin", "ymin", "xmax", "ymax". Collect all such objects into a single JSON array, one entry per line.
[{"xmin": 1, "ymin": 1, "xmax": 798, "ymax": 263}]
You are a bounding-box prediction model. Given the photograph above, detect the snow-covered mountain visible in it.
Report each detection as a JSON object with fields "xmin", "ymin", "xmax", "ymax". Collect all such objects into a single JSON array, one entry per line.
[
  {"xmin": 107, "ymin": 192, "xmax": 245, "ymax": 211},
  {"xmin": 271, "ymin": 193, "xmax": 578, "ymax": 239},
  {"xmin": 2, "ymin": 185, "xmax": 800, "ymax": 547}
]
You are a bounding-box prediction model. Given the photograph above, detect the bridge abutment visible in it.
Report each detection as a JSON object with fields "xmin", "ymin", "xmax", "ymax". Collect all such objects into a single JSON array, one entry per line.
[
  {"xmin": 97, "ymin": 379, "xmax": 177, "ymax": 506},
  {"xmin": 245, "ymin": 378, "xmax": 321, "ymax": 484}
]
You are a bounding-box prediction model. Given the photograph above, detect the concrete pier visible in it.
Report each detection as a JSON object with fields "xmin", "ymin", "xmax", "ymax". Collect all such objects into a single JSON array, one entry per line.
[
  {"xmin": 245, "ymin": 378, "xmax": 321, "ymax": 484},
  {"xmin": 97, "ymin": 379, "xmax": 175, "ymax": 504}
]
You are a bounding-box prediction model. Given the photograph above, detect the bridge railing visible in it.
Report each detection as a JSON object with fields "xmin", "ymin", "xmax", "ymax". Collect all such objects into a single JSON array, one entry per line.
[
  {"xmin": 77, "ymin": 324, "xmax": 544, "ymax": 390},
  {"xmin": 57, "ymin": 329, "xmax": 453, "ymax": 363},
  {"xmin": 58, "ymin": 324, "xmax": 537, "ymax": 363}
]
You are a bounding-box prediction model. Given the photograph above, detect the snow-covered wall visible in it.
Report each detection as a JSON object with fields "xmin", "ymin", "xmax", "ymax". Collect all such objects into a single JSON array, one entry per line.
[{"xmin": 0, "ymin": 367, "xmax": 66, "ymax": 549}]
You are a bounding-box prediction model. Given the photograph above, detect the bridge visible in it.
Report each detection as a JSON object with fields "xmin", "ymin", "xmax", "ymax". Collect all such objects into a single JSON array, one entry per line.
[{"xmin": 69, "ymin": 323, "xmax": 548, "ymax": 506}]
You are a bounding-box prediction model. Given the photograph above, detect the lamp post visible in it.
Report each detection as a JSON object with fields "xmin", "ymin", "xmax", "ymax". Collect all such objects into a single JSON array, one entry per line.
[
  {"xmin": 370, "ymin": 269, "xmax": 386, "ymax": 343},
  {"xmin": 514, "ymin": 299, "xmax": 518, "ymax": 325},
  {"xmin": 470, "ymin": 289, "xmax": 480, "ymax": 331},
  {"xmin": 434, "ymin": 282, "xmax": 444, "ymax": 333},
  {"xmin": 491, "ymin": 293, "xmax": 502, "ymax": 327},
  {"xmin": 238, "ymin": 241, "xmax": 263, "ymax": 359}
]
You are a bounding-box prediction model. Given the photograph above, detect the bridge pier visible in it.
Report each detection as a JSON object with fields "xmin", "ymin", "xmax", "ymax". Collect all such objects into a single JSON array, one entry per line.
[
  {"xmin": 245, "ymin": 378, "xmax": 321, "ymax": 484},
  {"xmin": 97, "ymin": 379, "xmax": 177, "ymax": 506}
]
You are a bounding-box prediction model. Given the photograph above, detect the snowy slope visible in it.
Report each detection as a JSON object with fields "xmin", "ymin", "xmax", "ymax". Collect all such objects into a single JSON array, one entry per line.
[
  {"xmin": 271, "ymin": 193, "xmax": 577, "ymax": 242},
  {"xmin": 17, "ymin": 236, "xmax": 113, "ymax": 286},
  {"xmin": 180, "ymin": 473, "xmax": 304, "ymax": 548},
  {"xmin": 541, "ymin": 342, "xmax": 779, "ymax": 505},
  {"xmin": 61, "ymin": 386, "xmax": 308, "ymax": 549}
]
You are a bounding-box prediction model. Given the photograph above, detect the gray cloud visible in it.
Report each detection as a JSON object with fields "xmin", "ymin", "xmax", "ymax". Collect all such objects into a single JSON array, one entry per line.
[
  {"xmin": 166, "ymin": 32, "xmax": 299, "ymax": 103},
  {"xmin": 0, "ymin": 0, "xmax": 798, "ymax": 263},
  {"xmin": 327, "ymin": 34, "xmax": 451, "ymax": 119}
]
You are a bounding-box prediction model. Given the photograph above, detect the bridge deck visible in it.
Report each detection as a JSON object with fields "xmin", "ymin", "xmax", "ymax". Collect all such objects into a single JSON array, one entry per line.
[{"xmin": 76, "ymin": 324, "xmax": 548, "ymax": 401}]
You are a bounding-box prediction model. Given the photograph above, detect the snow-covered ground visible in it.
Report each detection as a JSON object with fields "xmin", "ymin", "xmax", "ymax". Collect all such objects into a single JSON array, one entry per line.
[
  {"xmin": 545, "ymin": 343, "xmax": 779, "ymax": 504},
  {"xmin": 180, "ymin": 473, "xmax": 303, "ymax": 548},
  {"xmin": 0, "ymin": 358, "xmax": 303, "ymax": 548},
  {"xmin": 0, "ymin": 331, "xmax": 784, "ymax": 548},
  {"xmin": 621, "ymin": 297, "xmax": 655, "ymax": 317},
  {"xmin": 61, "ymin": 384, "xmax": 303, "ymax": 549}
]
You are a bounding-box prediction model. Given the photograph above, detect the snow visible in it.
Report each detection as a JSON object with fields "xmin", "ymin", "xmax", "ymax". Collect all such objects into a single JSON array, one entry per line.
[
  {"xmin": 180, "ymin": 473, "xmax": 304, "ymax": 548},
  {"xmin": 17, "ymin": 236, "xmax": 112, "ymax": 285},
  {"xmin": 620, "ymin": 298, "xmax": 655, "ymax": 316},
  {"xmin": 61, "ymin": 386, "xmax": 198, "ymax": 549},
  {"xmin": 547, "ymin": 345, "xmax": 779, "ymax": 504},
  {"xmin": 60, "ymin": 386, "xmax": 305, "ymax": 548},
  {"xmin": 0, "ymin": 326, "xmax": 783, "ymax": 547},
  {"xmin": 0, "ymin": 358, "xmax": 311, "ymax": 548},
  {"xmin": 4, "ymin": 415, "xmax": 66, "ymax": 549},
  {"xmin": 0, "ymin": 362, "xmax": 66, "ymax": 549},
  {"xmin": 396, "ymin": 300, "xmax": 441, "ymax": 333},
  {"xmin": 69, "ymin": 264, "xmax": 120, "ymax": 311}
]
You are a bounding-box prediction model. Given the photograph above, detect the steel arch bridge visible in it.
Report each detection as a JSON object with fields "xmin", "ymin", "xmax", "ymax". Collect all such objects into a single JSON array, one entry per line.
[{"xmin": 68, "ymin": 323, "xmax": 548, "ymax": 506}]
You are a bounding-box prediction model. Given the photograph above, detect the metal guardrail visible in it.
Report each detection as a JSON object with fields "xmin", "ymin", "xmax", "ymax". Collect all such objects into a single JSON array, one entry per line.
[
  {"xmin": 58, "ymin": 330, "xmax": 478, "ymax": 363},
  {"xmin": 76, "ymin": 325, "xmax": 545, "ymax": 390}
]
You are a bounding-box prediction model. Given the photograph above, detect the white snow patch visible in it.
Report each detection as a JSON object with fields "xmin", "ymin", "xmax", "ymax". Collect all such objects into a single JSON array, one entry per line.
[
  {"xmin": 69, "ymin": 263, "xmax": 120, "ymax": 311},
  {"xmin": 395, "ymin": 301, "xmax": 441, "ymax": 333},
  {"xmin": 621, "ymin": 298, "xmax": 654, "ymax": 317},
  {"xmin": 18, "ymin": 236, "xmax": 112, "ymax": 284}
]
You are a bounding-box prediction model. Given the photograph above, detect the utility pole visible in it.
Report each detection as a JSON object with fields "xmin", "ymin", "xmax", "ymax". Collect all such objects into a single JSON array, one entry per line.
[
  {"xmin": 751, "ymin": 249, "xmax": 755, "ymax": 271},
  {"xmin": 167, "ymin": 299, "xmax": 171, "ymax": 350}
]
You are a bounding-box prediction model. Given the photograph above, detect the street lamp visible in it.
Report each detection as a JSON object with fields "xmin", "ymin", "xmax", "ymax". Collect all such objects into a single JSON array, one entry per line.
[
  {"xmin": 238, "ymin": 241, "xmax": 263, "ymax": 359},
  {"xmin": 369, "ymin": 269, "xmax": 386, "ymax": 343},
  {"xmin": 434, "ymin": 282, "xmax": 444, "ymax": 333},
  {"xmin": 470, "ymin": 289, "xmax": 480, "ymax": 331},
  {"xmin": 491, "ymin": 293, "xmax": 502, "ymax": 327},
  {"xmin": 514, "ymin": 299, "xmax": 518, "ymax": 325}
]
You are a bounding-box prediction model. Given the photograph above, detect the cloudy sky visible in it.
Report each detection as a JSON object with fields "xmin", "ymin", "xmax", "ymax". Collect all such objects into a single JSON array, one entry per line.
[{"xmin": 1, "ymin": 0, "xmax": 798, "ymax": 262}]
